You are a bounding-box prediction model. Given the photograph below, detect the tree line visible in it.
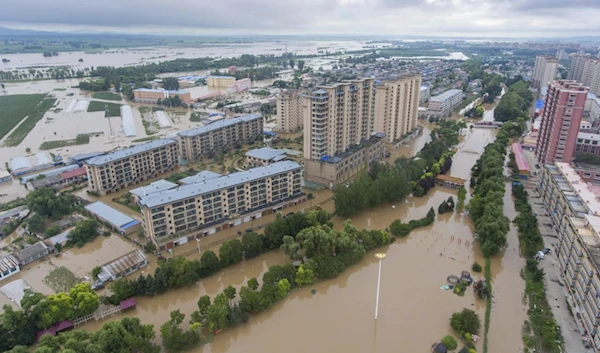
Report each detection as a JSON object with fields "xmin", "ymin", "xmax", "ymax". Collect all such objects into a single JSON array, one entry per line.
[
  {"xmin": 334, "ymin": 119, "xmax": 466, "ymax": 217},
  {"xmin": 493, "ymin": 79, "xmax": 533, "ymax": 123}
]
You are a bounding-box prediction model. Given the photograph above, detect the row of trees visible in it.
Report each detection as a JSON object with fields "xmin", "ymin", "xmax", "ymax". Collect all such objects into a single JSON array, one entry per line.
[
  {"xmin": 511, "ymin": 165, "xmax": 563, "ymax": 351},
  {"xmin": 6, "ymin": 317, "xmax": 159, "ymax": 353},
  {"xmin": 0, "ymin": 284, "xmax": 100, "ymax": 351},
  {"xmin": 389, "ymin": 208, "xmax": 436, "ymax": 237},
  {"xmin": 467, "ymin": 126, "xmax": 511, "ymax": 257},
  {"xmin": 334, "ymin": 120, "xmax": 466, "ymax": 217},
  {"xmin": 494, "ymin": 79, "xmax": 533, "ymax": 123},
  {"xmin": 211, "ymin": 66, "xmax": 280, "ymax": 81},
  {"xmin": 109, "ymin": 209, "xmax": 332, "ymax": 303}
]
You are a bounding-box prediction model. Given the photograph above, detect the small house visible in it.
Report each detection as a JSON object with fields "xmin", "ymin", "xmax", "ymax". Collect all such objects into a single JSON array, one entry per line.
[
  {"xmin": 98, "ymin": 250, "xmax": 149, "ymax": 282},
  {"xmin": 13, "ymin": 242, "xmax": 49, "ymax": 266},
  {"xmin": 0, "ymin": 255, "xmax": 20, "ymax": 281}
]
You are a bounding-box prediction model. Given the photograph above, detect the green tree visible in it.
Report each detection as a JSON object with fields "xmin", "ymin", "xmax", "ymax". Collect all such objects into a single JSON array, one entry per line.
[
  {"xmin": 160, "ymin": 310, "xmax": 201, "ymax": 353},
  {"xmin": 294, "ymin": 264, "xmax": 314, "ymax": 286},
  {"xmin": 281, "ymin": 235, "xmax": 303, "ymax": 262},
  {"xmin": 66, "ymin": 219, "xmax": 99, "ymax": 247},
  {"xmin": 247, "ymin": 278, "xmax": 259, "ymax": 291},
  {"xmin": 223, "ymin": 285, "xmax": 237, "ymax": 302},
  {"xmin": 219, "ymin": 239, "xmax": 243, "ymax": 267},
  {"xmin": 27, "ymin": 214, "xmax": 45, "ymax": 233},
  {"xmin": 44, "ymin": 225, "xmax": 61, "ymax": 238},
  {"xmin": 162, "ymin": 77, "xmax": 180, "ymax": 91},
  {"xmin": 200, "ymin": 250, "xmax": 221, "ymax": 276},
  {"xmin": 450, "ymin": 308, "xmax": 481, "ymax": 335},
  {"xmin": 241, "ymin": 232, "xmax": 264, "ymax": 259},
  {"xmin": 68, "ymin": 283, "xmax": 100, "ymax": 317},
  {"xmin": 206, "ymin": 294, "xmax": 230, "ymax": 332},
  {"xmin": 277, "ymin": 279, "xmax": 291, "ymax": 299},
  {"xmin": 92, "ymin": 266, "xmax": 102, "ymax": 279},
  {"xmin": 297, "ymin": 60, "xmax": 305, "ymax": 71}
]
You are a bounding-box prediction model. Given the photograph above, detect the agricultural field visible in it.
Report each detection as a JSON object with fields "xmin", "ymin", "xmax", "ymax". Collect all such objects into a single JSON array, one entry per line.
[
  {"xmin": 91, "ymin": 92, "xmax": 122, "ymax": 101},
  {"xmin": 0, "ymin": 94, "xmax": 47, "ymax": 141},
  {"xmin": 2, "ymin": 96, "xmax": 57, "ymax": 147},
  {"xmin": 87, "ymin": 101, "xmax": 122, "ymax": 116},
  {"xmin": 39, "ymin": 134, "xmax": 90, "ymax": 150}
]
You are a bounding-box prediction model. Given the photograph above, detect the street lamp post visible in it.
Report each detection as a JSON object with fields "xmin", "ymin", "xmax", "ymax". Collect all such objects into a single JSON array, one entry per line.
[
  {"xmin": 374, "ymin": 252, "xmax": 386, "ymax": 320},
  {"xmin": 196, "ymin": 236, "xmax": 201, "ymax": 255}
]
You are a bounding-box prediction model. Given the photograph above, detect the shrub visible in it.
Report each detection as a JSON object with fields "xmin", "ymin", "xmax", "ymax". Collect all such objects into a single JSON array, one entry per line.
[
  {"xmin": 441, "ymin": 335, "xmax": 458, "ymax": 350},
  {"xmin": 471, "ymin": 262, "xmax": 482, "ymax": 272},
  {"xmin": 450, "ymin": 308, "xmax": 481, "ymax": 335}
]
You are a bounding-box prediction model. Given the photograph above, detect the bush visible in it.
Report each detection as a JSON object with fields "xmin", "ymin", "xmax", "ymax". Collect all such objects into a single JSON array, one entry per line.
[
  {"xmin": 441, "ymin": 335, "xmax": 458, "ymax": 350},
  {"xmin": 44, "ymin": 225, "xmax": 61, "ymax": 238},
  {"xmin": 471, "ymin": 262, "xmax": 482, "ymax": 272},
  {"xmin": 450, "ymin": 308, "xmax": 481, "ymax": 335},
  {"xmin": 389, "ymin": 207, "xmax": 435, "ymax": 237}
]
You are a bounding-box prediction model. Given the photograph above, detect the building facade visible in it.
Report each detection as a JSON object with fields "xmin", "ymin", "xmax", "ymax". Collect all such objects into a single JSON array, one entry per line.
[
  {"xmin": 374, "ymin": 75, "xmax": 422, "ymax": 143},
  {"xmin": 276, "ymin": 90, "xmax": 304, "ymax": 133},
  {"xmin": 138, "ymin": 161, "xmax": 303, "ymax": 243},
  {"xmin": 568, "ymin": 55, "xmax": 600, "ymax": 97},
  {"xmin": 133, "ymin": 89, "xmax": 191, "ymax": 103},
  {"xmin": 419, "ymin": 86, "xmax": 430, "ymax": 103},
  {"xmin": 303, "ymin": 135, "xmax": 385, "ymax": 188},
  {"xmin": 536, "ymin": 80, "xmax": 589, "ymax": 164},
  {"xmin": 85, "ymin": 139, "xmax": 179, "ymax": 195},
  {"xmin": 302, "ymin": 78, "xmax": 375, "ymax": 161},
  {"xmin": 229, "ymin": 78, "xmax": 251, "ymax": 93},
  {"xmin": 207, "ymin": 75, "xmax": 236, "ymax": 88},
  {"xmin": 178, "ymin": 115, "xmax": 263, "ymax": 162},
  {"xmin": 532, "ymin": 55, "xmax": 559, "ymax": 90},
  {"xmin": 427, "ymin": 89, "xmax": 464, "ymax": 117},
  {"xmin": 537, "ymin": 162, "xmax": 600, "ymax": 350}
]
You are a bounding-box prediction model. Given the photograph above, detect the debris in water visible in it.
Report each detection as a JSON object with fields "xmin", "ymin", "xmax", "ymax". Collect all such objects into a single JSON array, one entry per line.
[{"xmin": 311, "ymin": 289, "xmax": 316, "ymax": 295}]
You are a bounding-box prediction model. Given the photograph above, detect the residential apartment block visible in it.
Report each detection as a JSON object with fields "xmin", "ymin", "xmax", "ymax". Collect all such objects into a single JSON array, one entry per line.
[
  {"xmin": 133, "ymin": 88, "xmax": 191, "ymax": 103},
  {"xmin": 536, "ymin": 80, "xmax": 589, "ymax": 164},
  {"xmin": 178, "ymin": 115, "xmax": 263, "ymax": 162},
  {"xmin": 374, "ymin": 75, "xmax": 422, "ymax": 143},
  {"xmin": 537, "ymin": 162, "xmax": 600, "ymax": 350},
  {"xmin": 576, "ymin": 132, "xmax": 600, "ymax": 156},
  {"xmin": 427, "ymin": 89, "xmax": 464, "ymax": 117},
  {"xmin": 302, "ymin": 78, "xmax": 375, "ymax": 161},
  {"xmin": 229, "ymin": 78, "xmax": 251, "ymax": 93},
  {"xmin": 569, "ymin": 55, "xmax": 600, "ymax": 97},
  {"xmin": 85, "ymin": 139, "xmax": 179, "ymax": 195},
  {"xmin": 276, "ymin": 90, "xmax": 304, "ymax": 133},
  {"xmin": 207, "ymin": 75, "xmax": 236, "ymax": 88},
  {"xmin": 244, "ymin": 147, "xmax": 287, "ymax": 168},
  {"xmin": 531, "ymin": 55, "xmax": 558, "ymax": 90},
  {"xmin": 419, "ymin": 86, "xmax": 430, "ymax": 103},
  {"xmin": 138, "ymin": 161, "xmax": 303, "ymax": 243}
]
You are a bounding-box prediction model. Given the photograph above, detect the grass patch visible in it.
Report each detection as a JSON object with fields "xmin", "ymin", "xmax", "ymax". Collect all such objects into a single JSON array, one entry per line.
[
  {"xmin": 87, "ymin": 101, "xmax": 122, "ymax": 116},
  {"xmin": 92, "ymin": 92, "xmax": 122, "ymax": 101},
  {"xmin": 43, "ymin": 266, "xmax": 82, "ymax": 293},
  {"xmin": 152, "ymin": 107, "xmax": 164, "ymax": 112},
  {"xmin": 132, "ymin": 136, "xmax": 160, "ymax": 143},
  {"xmin": 39, "ymin": 134, "xmax": 90, "ymax": 150},
  {"xmin": 3, "ymin": 98, "xmax": 56, "ymax": 146},
  {"xmin": 190, "ymin": 112, "xmax": 202, "ymax": 122},
  {"xmin": 52, "ymin": 88, "xmax": 67, "ymax": 91},
  {"xmin": 0, "ymin": 94, "xmax": 47, "ymax": 141}
]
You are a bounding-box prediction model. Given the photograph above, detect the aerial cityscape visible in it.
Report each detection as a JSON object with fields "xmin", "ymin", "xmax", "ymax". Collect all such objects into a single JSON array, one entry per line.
[{"xmin": 0, "ymin": 1, "xmax": 600, "ymax": 353}]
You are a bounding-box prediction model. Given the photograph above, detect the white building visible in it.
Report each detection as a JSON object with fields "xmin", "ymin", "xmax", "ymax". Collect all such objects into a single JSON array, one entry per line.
[
  {"xmin": 586, "ymin": 93, "xmax": 600, "ymax": 123},
  {"xmin": 532, "ymin": 55, "xmax": 558, "ymax": 90},
  {"xmin": 0, "ymin": 255, "xmax": 20, "ymax": 281},
  {"xmin": 419, "ymin": 86, "xmax": 431, "ymax": 103},
  {"xmin": 427, "ymin": 89, "xmax": 464, "ymax": 117}
]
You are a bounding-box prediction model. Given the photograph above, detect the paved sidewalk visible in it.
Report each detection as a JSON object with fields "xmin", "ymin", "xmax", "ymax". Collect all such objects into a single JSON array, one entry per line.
[{"xmin": 522, "ymin": 150, "xmax": 593, "ymax": 353}]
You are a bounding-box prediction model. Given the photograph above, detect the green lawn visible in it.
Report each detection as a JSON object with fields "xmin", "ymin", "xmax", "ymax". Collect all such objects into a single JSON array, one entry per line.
[
  {"xmin": 0, "ymin": 94, "xmax": 47, "ymax": 141},
  {"xmin": 87, "ymin": 101, "xmax": 122, "ymax": 117},
  {"xmin": 1, "ymin": 96, "xmax": 57, "ymax": 147},
  {"xmin": 39, "ymin": 135, "xmax": 90, "ymax": 150},
  {"xmin": 132, "ymin": 136, "xmax": 160, "ymax": 143},
  {"xmin": 190, "ymin": 112, "xmax": 202, "ymax": 122},
  {"xmin": 92, "ymin": 92, "xmax": 122, "ymax": 101}
]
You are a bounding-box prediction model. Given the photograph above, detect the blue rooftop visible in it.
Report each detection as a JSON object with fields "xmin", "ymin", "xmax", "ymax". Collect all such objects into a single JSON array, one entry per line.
[{"xmin": 535, "ymin": 99, "xmax": 544, "ymax": 109}]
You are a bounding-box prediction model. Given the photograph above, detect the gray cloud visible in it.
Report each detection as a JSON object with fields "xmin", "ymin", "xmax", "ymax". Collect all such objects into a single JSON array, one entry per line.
[{"xmin": 1, "ymin": 0, "xmax": 599, "ymax": 36}]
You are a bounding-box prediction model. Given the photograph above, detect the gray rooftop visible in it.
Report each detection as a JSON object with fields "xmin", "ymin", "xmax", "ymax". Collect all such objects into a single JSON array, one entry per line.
[
  {"xmin": 13, "ymin": 242, "xmax": 48, "ymax": 262},
  {"xmin": 101, "ymin": 249, "xmax": 147, "ymax": 277},
  {"xmin": 177, "ymin": 114, "xmax": 261, "ymax": 138},
  {"xmin": 130, "ymin": 180, "xmax": 178, "ymax": 198},
  {"xmin": 179, "ymin": 170, "xmax": 222, "ymax": 185},
  {"xmin": 245, "ymin": 147, "xmax": 287, "ymax": 161},
  {"xmin": 85, "ymin": 201, "xmax": 137, "ymax": 228},
  {"xmin": 139, "ymin": 161, "xmax": 302, "ymax": 208},
  {"xmin": 85, "ymin": 139, "xmax": 177, "ymax": 166},
  {"xmin": 69, "ymin": 151, "xmax": 105, "ymax": 163},
  {"xmin": 429, "ymin": 89, "xmax": 463, "ymax": 102}
]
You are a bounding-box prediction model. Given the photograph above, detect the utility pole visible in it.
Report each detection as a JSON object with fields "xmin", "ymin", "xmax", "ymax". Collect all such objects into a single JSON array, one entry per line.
[
  {"xmin": 105, "ymin": 104, "xmax": 113, "ymax": 141},
  {"xmin": 374, "ymin": 252, "xmax": 387, "ymax": 320}
]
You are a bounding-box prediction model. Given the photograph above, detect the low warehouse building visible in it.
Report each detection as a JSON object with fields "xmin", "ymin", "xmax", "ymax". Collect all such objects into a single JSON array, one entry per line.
[
  {"xmin": 0, "ymin": 255, "xmax": 20, "ymax": 281},
  {"xmin": 84, "ymin": 201, "xmax": 141, "ymax": 235},
  {"xmin": 98, "ymin": 249, "xmax": 148, "ymax": 282},
  {"xmin": 13, "ymin": 242, "xmax": 49, "ymax": 266}
]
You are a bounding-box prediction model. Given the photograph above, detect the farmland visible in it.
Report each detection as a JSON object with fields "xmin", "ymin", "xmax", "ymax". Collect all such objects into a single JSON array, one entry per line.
[
  {"xmin": 0, "ymin": 94, "xmax": 47, "ymax": 141},
  {"xmin": 87, "ymin": 101, "xmax": 122, "ymax": 116},
  {"xmin": 91, "ymin": 92, "xmax": 122, "ymax": 101},
  {"xmin": 2, "ymin": 95, "xmax": 56, "ymax": 147},
  {"xmin": 39, "ymin": 134, "xmax": 91, "ymax": 150}
]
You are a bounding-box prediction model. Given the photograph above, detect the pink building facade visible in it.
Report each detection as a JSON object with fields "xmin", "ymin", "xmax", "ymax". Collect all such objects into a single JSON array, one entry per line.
[{"xmin": 536, "ymin": 80, "xmax": 589, "ymax": 164}]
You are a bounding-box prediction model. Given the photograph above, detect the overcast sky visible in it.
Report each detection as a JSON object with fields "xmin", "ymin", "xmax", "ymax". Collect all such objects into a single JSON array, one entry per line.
[{"xmin": 1, "ymin": 0, "xmax": 600, "ymax": 37}]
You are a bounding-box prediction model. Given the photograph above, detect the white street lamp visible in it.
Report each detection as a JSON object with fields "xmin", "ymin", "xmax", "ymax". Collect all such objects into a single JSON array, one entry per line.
[
  {"xmin": 374, "ymin": 252, "xmax": 386, "ymax": 320},
  {"xmin": 196, "ymin": 237, "xmax": 201, "ymax": 255}
]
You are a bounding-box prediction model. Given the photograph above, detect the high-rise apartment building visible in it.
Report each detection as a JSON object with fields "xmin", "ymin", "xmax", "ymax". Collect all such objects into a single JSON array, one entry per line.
[
  {"xmin": 568, "ymin": 55, "xmax": 589, "ymax": 81},
  {"xmin": 85, "ymin": 139, "xmax": 179, "ymax": 195},
  {"xmin": 276, "ymin": 90, "xmax": 304, "ymax": 133},
  {"xmin": 374, "ymin": 75, "xmax": 422, "ymax": 143},
  {"xmin": 556, "ymin": 49, "xmax": 569, "ymax": 61},
  {"xmin": 138, "ymin": 161, "xmax": 303, "ymax": 243},
  {"xmin": 532, "ymin": 55, "xmax": 559, "ymax": 90},
  {"xmin": 536, "ymin": 80, "xmax": 589, "ymax": 164},
  {"xmin": 568, "ymin": 55, "xmax": 600, "ymax": 96},
  {"xmin": 302, "ymin": 78, "xmax": 375, "ymax": 161},
  {"xmin": 178, "ymin": 115, "xmax": 263, "ymax": 162}
]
